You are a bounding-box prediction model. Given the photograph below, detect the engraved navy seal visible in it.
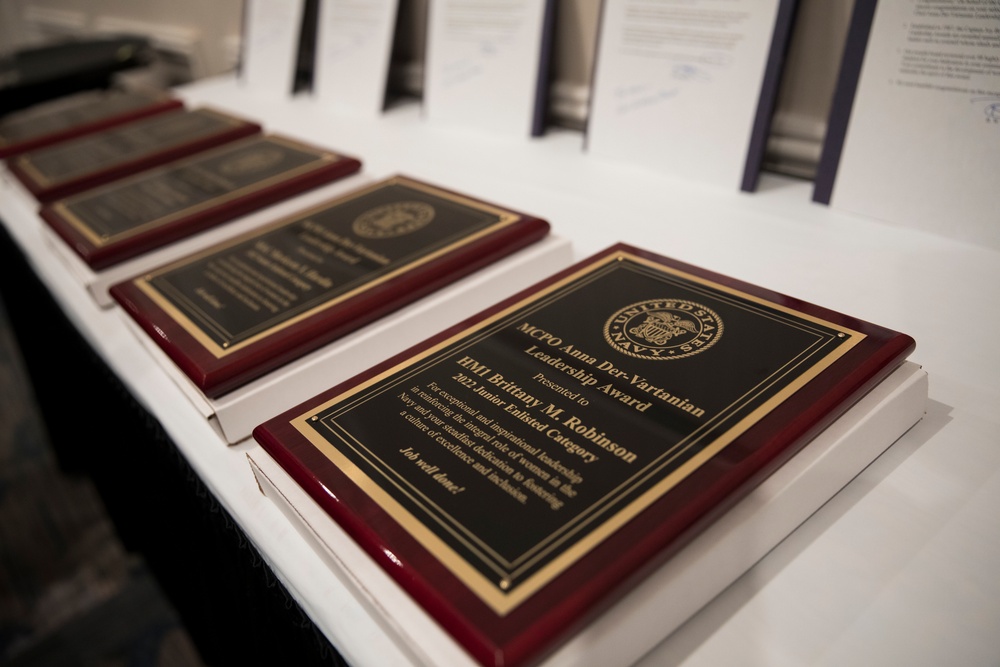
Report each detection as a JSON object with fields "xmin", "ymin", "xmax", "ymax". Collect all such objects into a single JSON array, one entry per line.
[
  {"xmin": 219, "ymin": 147, "xmax": 285, "ymax": 176},
  {"xmin": 353, "ymin": 201, "xmax": 435, "ymax": 238},
  {"xmin": 604, "ymin": 299, "xmax": 723, "ymax": 360}
]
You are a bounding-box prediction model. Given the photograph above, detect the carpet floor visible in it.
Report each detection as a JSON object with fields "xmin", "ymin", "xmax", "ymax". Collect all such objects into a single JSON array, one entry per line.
[{"xmin": 0, "ymin": 294, "xmax": 207, "ymax": 667}]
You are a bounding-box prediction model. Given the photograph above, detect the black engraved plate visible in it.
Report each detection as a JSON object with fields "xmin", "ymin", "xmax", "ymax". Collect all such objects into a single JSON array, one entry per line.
[
  {"xmin": 142, "ymin": 178, "xmax": 511, "ymax": 352},
  {"xmin": 110, "ymin": 175, "xmax": 549, "ymax": 397},
  {"xmin": 286, "ymin": 250, "xmax": 865, "ymax": 613}
]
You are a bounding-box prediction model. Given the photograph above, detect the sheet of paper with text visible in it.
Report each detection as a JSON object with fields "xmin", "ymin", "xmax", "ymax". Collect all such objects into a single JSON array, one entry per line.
[
  {"xmin": 820, "ymin": 1, "xmax": 1000, "ymax": 250},
  {"xmin": 239, "ymin": 0, "xmax": 307, "ymax": 98},
  {"xmin": 586, "ymin": 0, "xmax": 784, "ymax": 190},
  {"xmin": 313, "ymin": 0, "xmax": 400, "ymax": 116},
  {"xmin": 423, "ymin": 0, "xmax": 555, "ymax": 137}
]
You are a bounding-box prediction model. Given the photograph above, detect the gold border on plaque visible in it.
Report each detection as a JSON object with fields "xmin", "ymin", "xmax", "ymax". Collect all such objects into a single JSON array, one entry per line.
[
  {"xmin": 287, "ymin": 250, "xmax": 865, "ymax": 615},
  {"xmin": 50, "ymin": 135, "xmax": 343, "ymax": 248},
  {"xmin": 134, "ymin": 176, "xmax": 521, "ymax": 358}
]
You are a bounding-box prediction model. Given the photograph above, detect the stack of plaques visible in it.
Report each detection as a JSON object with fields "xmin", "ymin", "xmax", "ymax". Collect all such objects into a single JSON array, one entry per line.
[
  {"xmin": 0, "ymin": 88, "xmax": 183, "ymax": 159},
  {"xmin": 8, "ymin": 106, "xmax": 262, "ymax": 201}
]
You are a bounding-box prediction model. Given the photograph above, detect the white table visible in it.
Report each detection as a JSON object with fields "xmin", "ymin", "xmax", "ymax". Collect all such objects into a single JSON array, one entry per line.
[{"xmin": 2, "ymin": 74, "xmax": 998, "ymax": 667}]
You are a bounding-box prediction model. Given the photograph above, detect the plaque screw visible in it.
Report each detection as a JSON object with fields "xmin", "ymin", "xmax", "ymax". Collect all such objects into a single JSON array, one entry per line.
[{"xmin": 499, "ymin": 579, "xmax": 510, "ymax": 590}]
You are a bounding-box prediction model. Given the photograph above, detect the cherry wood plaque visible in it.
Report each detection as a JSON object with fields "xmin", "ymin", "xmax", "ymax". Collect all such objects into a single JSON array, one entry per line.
[
  {"xmin": 39, "ymin": 134, "xmax": 362, "ymax": 270},
  {"xmin": 110, "ymin": 175, "xmax": 551, "ymax": 398},
  {"xmin": 0, "ymin": 88, "xmax": 184, "ymax": 159},
  {"xmin": 7, "ymin": 107, "xmax": 261, "ymax": 202},
  {"xmin": 252, "ymin": 243, "xmax": 915, "ymax": 667}
]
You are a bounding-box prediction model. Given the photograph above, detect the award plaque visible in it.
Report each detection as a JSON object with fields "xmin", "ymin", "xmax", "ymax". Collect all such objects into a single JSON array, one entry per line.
[
  {"xmin": 251, "ymin": 243, "xmax": 916, "ymax": 667},
  {"xmin": 0, "ymin": 89, "xmax": 183, "ymax": 159},
  {"xmin": 109, "ymin": 175, "xmax": 551, "ymax": 398},
  {"xmin": 39, "ymin": 135, "xmax": 362, "ymax": 270},
  {"xmin": 7, "ymin": 107, "xmax": 261, "ymax": 201}
]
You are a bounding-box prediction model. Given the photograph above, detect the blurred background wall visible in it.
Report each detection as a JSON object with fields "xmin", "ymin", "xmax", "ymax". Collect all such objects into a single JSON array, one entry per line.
[{"xmin": 0, "ymin": 0, "xmax": 857, "ymax": 179}]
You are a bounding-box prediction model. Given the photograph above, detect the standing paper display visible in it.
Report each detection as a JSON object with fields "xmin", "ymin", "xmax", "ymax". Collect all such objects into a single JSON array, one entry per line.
[
  {"xmin": 240, "ymin": 0, "xmax": 309, "ymax": 96},
  {"xmin": 7, "ymin": 107, "xmax": 262, "ymax": 202},
  {"xmin": 0, "ymin": 89, "xmax": 183, "ymax": 159},
  {"xmin": 586, "ymin": 0, "xmax": 797, "ymax": 191},
  {"xmin": 252, "ymin": 243, "xmax": 917, "ymax": 667},
  {"xmin": 813, "ymin": 0, "xmax": 1000, "ymax": 250},
  {"xmin": 423, "ymin": 0, "xmax": 556, "ymax": 137},
  {"xmin": 313, "ymin": 0, "xmax": 400, "ymax": 116}
]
